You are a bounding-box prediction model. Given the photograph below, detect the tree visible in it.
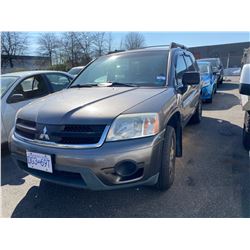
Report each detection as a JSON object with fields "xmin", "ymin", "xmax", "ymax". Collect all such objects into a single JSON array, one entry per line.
[
  {"xmin": 60, "ymin": 32, "xmax": 83, "ymax": 67},
  {"xmin": 1, "ymin": 32, "xmax": 28, "ymax": 68},
  {"xmin": 73, "ymin": 32, "xmax": 94, "ymax": 63},
  {"xmin": 92, "ymin": 32, "xmax": 108, "ymax": 57},
  {"xmin": 107, "ymin": 32, "xmax": 113, "ymax": 52},
  {"xmin": 37, "ymin": 32, "xmax": 59, "ymax": 66},
  {"xmin": 124, "ymin": 32, "xmax": 145, "ymax": 50}
]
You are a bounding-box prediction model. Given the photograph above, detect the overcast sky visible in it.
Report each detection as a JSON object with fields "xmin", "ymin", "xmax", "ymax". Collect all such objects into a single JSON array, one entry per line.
[{"xmin": 27, "ymin": 31, "xmax": 249, "ymax": 56}]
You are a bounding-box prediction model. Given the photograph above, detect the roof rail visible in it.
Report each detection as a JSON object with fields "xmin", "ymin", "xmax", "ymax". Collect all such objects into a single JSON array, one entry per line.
[
  {"xmin": 170, "ymin": 42, "xmax": 188, "ymax": 50},
  {"xmin": 107, "ymin": 49, "xmax": 125, "ymax": 54},
  {"xmin": 142, "ymin": 45, "xmax": 169, "ymax": 49}
]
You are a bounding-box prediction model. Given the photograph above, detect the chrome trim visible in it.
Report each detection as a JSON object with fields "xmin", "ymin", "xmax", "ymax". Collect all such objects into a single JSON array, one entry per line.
[
  {"xmin": 13, "ymin": 126, "xmax": 110, "ymax": 149},
  {"xmin": 16, "ymin": 123, "xmax": 37, "ymax": 132}
]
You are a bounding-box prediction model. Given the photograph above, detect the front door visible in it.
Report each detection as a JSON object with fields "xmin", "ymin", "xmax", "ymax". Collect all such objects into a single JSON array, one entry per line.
[{"xmin": 2, "ymin": 75, "xmax": 50, "ymax": 138}]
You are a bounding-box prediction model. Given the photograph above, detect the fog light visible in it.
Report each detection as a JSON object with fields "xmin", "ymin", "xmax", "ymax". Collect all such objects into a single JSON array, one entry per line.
[{"xmin": 114, "ymin": 161, "xmax": 138, "ymax": 177}]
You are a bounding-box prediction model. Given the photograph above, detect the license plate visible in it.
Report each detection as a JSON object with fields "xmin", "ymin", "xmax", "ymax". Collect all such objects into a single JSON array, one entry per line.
[{"xmin": 26, "ymin": 151, "xmax": 53, "ymax": 173}]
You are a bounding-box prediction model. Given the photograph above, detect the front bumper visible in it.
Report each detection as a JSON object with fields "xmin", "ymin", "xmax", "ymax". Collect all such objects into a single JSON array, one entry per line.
[{"xmin": 10, "ymin": 131, "xmax": 164, "ymax": 190}]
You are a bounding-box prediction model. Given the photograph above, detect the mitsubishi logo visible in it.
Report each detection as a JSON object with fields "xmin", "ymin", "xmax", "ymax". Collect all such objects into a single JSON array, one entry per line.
[{"xmin": 39, "ymin": 126, "xmax": 50, "ymax": 140}]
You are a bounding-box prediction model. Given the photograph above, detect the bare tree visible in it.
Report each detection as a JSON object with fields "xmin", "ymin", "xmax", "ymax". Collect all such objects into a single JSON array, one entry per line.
[
  {"xmin": 119, "ymin": 37, "xmax": 124, "ymax": 50},
  {"xmin": 1, "ymin": 32, "xmax": 28, "ymax": 68},
  {"xmin": 124, "ymin": 32, "xmax": 145, "ymax": 50},
  {"xmin": 92, "ymin": 32, "xmax": 107, "ymax": 57},
  {"xmin": 73, "ymin": 32, "xmax": 94, "ymax": 63},
  {"xmin": 107, "ymin": 32, "xmax": 113, "ymax": 52},
  {"xmin": 60, "ymin": 32, "xmax": 83, "ymax": 67},
  {"xmin": 37, "ymin": 32, "xmax": 59, "ymax": 66}
]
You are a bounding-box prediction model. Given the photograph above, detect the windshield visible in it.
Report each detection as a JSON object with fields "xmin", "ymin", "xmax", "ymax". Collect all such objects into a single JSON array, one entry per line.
[
  {"xmin": 0, "ymin": 76, "xmax": 19, "ymax": 96},
  {"xmin": 68, "ymin": 67, "xmax": 83, "ymax": 75},
  {"xmin": 201, "ymin": 59, "xmax": 220, "ymax": 68},
  {"xmin": 71, "ymin": 51, "xmax": 169, "ymax": 87},
  {"xmin": 198, "ymin": 63, "xmax": 210, "ymax": 74}
]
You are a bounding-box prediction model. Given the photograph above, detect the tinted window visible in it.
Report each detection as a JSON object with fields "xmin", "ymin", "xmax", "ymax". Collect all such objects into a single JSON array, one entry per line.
[
  {"xmin": 45, "ymin": 73, "xmax": 71, "ymax": 92},
  {"xmin": 175, "ymin": 55, "xmax": 187, "ymax": 85},
  {"xmin": 11, "ymin": 75, "xmax": 49, "ymax": 102},
  {"xmin": 71, "ymin": 51, "xmax": 169, "ymax": 87}
]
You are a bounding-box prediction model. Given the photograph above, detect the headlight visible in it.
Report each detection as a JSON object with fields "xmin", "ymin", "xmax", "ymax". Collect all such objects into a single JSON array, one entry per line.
[
  {"xmin": 201, "ymin": 80, "xmax": 210, "ymax": 87},
  {"xmin": 106, "ymin": 113, "xmax": 159, "ymax": 141}
]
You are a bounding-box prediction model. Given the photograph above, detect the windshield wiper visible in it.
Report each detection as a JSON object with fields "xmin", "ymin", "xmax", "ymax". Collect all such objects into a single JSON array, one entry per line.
[
  {"xmin": 70, "ymin": 82, "xmax": 137, "ymax": 88},
  {"xmin": 105, "ymin": 82, "xmax": 138, "ymax": 87},
  {"xmin": 70, "ymin": 83, "xmax": 98, "ymax": 88}
]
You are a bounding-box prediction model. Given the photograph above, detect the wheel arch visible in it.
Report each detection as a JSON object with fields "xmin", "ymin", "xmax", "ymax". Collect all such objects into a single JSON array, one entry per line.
[{"xmin": 166, "ymin": 111, "xmax": 182, "ymax": 157}]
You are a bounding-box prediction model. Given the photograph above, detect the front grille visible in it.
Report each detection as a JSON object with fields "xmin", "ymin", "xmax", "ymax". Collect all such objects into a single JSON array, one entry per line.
[
  {"xmin": 15, "ymin": 119, "xmax": 107, "ymax": 145},
  {"xmin": 15, "ymin": 118, "xmax": 36, "ymax": 140}
]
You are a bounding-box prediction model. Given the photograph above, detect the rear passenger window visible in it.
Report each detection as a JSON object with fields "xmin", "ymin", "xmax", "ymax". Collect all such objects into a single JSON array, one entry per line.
[
  {"xmin": 45, "ymin": 73, "xmax": 71, "ymax": 92},
  {"xmin": 175, "ymin": 55, "xmax": 187, "ymax": 85}
]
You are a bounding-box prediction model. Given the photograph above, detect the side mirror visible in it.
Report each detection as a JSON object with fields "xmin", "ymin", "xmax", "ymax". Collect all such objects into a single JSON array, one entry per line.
[
  {"xmin": 182, "ymin": 71, "xmax": 200, "ymax": 85},
  {"xmin": 8, "ymin": 93, "xmax": 25, "ymax": 103},
  {"xmin": 239, "ymin": 64, "xmax": 250, "ymax": 96}
]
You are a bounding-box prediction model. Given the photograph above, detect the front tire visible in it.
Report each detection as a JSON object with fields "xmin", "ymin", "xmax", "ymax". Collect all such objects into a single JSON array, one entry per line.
[
  {"xmin": 156, "ymin": 126, "xmax": 176, "ymax": 191},
  {"xmin": 219, "ymin": 78, "xmax": 223, "ymax": 84},
  {"xmin": 243, "ymin": 125, "xmax": 250, "ymax": 150}
]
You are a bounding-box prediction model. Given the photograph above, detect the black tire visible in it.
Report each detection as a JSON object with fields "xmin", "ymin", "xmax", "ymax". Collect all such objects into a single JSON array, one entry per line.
[
  {"xmin": 156, "ymin": 126, "xmax": 176, "ymax": 191},
  {"xmin": 190, "ymin": 99, "xmax": 202, "ymax": 124},
  {"xmin": 219, "ymin": 78, "xmax": 223, "ymax": 84},
  {"xmin": 243, "ymin": 124, "xmax": 250, "ymax": 151},
  {"xmin": 214, "ymin": 84, "xmax": 217, "ymax": 94},
  {"xmin": 207, "ymin": 96, "xmax": 213, "ymax": 103}
]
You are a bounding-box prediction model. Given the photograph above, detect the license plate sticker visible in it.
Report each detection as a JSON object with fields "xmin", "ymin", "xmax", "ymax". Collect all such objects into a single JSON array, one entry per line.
[{"xmin": 26, "ymin": 151, "xmax": 53, "ymax": 173}]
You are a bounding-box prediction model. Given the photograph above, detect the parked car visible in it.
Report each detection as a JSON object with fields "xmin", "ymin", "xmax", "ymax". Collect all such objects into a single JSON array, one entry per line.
[
  {"xmin": 239, "ymin": 64, "xmax": 250, "ymax": 150},
  {"xmin": 68, "ymin": 66, "xmax": 85, "ymax": 77},
  {"xmin": 197, "ymin": 60, "xmax": 217, "ymax": 103},
  {"xmin": 224, "ymin": 67, "xmax": 241, "ymax": 76},
  {"xmin": 1, "ymin": 70, "xmax": 73, "ymax": 145},
  {"xmin": 198, "ymin": 58, "xmax": 224, "ymax": 85},
  {"xmin": 10, "ymin": 43, "xmax": 202, "ymax": 191}
]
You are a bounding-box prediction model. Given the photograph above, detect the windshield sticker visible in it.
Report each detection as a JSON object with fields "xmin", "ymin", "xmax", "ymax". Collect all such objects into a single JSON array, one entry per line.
[{"xmin": 156, "ymin": 75, "xmax": 166, "ymax": 83}]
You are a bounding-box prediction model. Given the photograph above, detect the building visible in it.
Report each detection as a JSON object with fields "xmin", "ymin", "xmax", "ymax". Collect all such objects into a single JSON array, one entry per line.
[
  {"xmin": 1, "ymin": 55, "xmax": 51, "ymax": 74},
  {"xmin": 189, "ymin": 42, "xmax": 250, "ymax": 68}
]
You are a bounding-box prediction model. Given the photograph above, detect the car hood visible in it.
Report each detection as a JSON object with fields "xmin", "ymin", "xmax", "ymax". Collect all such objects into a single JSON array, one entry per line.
[{"xmin": 18, "ymin": 87, "xmax": 166, "ymax": 125}]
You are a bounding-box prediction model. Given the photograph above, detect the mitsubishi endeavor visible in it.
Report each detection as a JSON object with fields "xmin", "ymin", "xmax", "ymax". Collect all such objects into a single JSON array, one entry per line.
[{"xmin": 10, "ymin": 42, "xmax": 202, "ymax": 191}]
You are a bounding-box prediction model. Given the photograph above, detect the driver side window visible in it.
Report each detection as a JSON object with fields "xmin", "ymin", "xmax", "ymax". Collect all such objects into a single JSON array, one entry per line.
[{"xmin": 175, "ymin": 54, "xmax": 187, "ymax": 86}]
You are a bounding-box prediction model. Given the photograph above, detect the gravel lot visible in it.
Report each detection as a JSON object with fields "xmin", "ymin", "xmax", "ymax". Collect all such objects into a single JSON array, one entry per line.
[{"xmin": 1, "ymin": 78, "xmax": 250, "ymax": 218}]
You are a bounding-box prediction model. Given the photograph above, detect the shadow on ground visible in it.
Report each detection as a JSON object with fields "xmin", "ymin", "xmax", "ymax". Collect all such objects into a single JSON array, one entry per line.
[
  {"xmin": 203, "ymin": 83, "xmax": 240, "ymax": 111},
  {"xmin": 219, "ymin": 82, "xmax": 240, "ymax": 91},
  {"xmin": 1, "ymin": 147, "xmax": 28, "ymax": 186},
  {"xmin": 8, "ymin": 116, "xmax": 250, "ymax": 218}
]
